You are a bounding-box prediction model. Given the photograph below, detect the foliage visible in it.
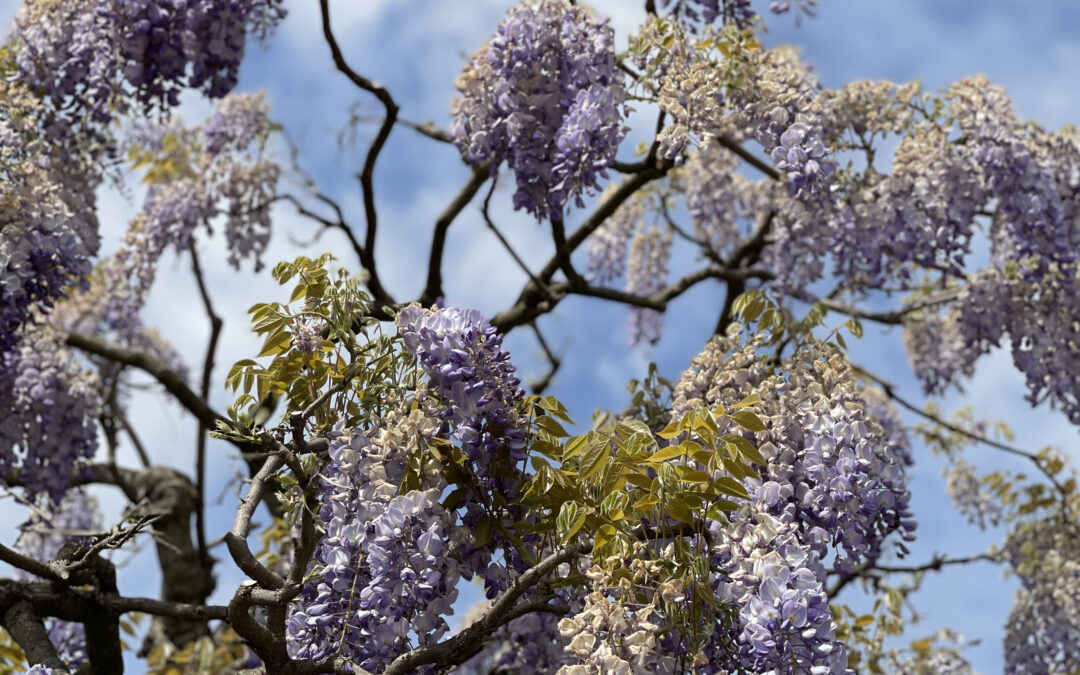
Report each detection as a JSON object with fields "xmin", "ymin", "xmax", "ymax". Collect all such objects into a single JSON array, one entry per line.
[{"xmin": 0, "ymin": 1, "xmax": 1076, "ymax": 674}]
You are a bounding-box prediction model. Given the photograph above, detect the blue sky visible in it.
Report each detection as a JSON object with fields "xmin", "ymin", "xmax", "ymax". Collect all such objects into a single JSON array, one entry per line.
[{"xmin": 4, "ymin": 1, "xmax": 1080, "ymax": 671}]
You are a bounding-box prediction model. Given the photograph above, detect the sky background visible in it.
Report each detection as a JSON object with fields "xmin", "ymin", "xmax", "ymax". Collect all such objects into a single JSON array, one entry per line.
[{"xmin": 4, "ymin": 1, "xmax": 1080, "ymax": 672}]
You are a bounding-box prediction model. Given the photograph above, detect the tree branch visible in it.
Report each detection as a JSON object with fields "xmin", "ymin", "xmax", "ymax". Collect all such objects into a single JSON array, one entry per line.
[
  {"xmin": 2, "ymin": 601, "xmax": 71, "ymax": 674},
  {"xmin": 190, "ymin": 247, "xmax": 222, "ymax": 575},
  {"xmin": 396, "ymin": 117, "xmax": 452, "ymax": 144},
  {"xmin": 63, "ymin": 330, "xmax": 226, "ymax": 445},
  {"xmin": 382, "ymin": 542, "xmax": 590, "ymax": 674},
  {"xmin": 529, "ymin": 322, "xmax": 562, "ymax": 395},
  {"xmin": 853, "ymin": 366, "xmax": 1048, "ymax": 465},
  {"xmin": 277, "ymin": 193, "xmax": 365, "ymax": 267},
  {"xmin": 480, "ymin": 177, "xmax": 548, "ymax": 295},
  {"xmin": 225, "ymin": 452, "xmax": 287, "ymax": 591},
  {"xmin": 420, "ymin": 166, "xmax": 489, "ymax": 305},
  {"xmin": 815, "ymin": 289, "xmax": 962, "ymax": 326},
  {"xmin": 550, "ymin": 215, "xmax": 587, "ymax": 288},
  {"xmin": 320, "ymin": 0, "xmax": 398, "ymax": 310},
  {"xmin": 852, "ymin": 365, "xmax": 1069, "ymax": 497},
  {"xmin": 828, "ymin": 552, "xmax": 998, "ymax": 597},
  {"xmin": 492, "ymin": 162, "xmax": 672, "ymax": 332},
  {"xmin": 715, "ymin": 134, "xmax": 781, "ymax": 181}
]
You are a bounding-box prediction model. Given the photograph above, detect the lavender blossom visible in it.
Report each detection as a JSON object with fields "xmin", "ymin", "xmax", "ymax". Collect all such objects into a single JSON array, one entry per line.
[
  {"xmin": 13, "ymin": 0, "xmax": 286, "ymax": 131},
  {"xmin": 946, "ymin": 459, "xmax": 1004, "ymax": 531},
  {"xmin": 674, "ymin": 333, "xmax": 916, "ymax": 572},
  {"xmin": 584, "ymin": 187, "xmax": 643, "ymax": 284},
  {"xmin": 287, "ymin": 412, "xmax": 461, "ymax": 672},
  {"xmin": 451, "ymin": 0, "xmax": 627, "ymax": 221},
  {"xmin": 625, "ymin": 226, "xmax": 673, "ymax": 346},
  {"xmin": 14, "ymin": 490, "xmax": 100, "ymax": 669},
  {"xmin": 396, "ymin": 304, "xmax": 529, "ymax": 594},
  {"xmin": 0, "ymin": 328, "xmax": 100, "ymax": 501},
  {"xmin": 706, "ymin": 501, "xmax": 848, "ymax": 674}
]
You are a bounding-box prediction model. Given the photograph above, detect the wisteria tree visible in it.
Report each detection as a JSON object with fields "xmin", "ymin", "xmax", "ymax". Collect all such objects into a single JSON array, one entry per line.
[{"xmin": 0, "ymin": 0, "xmax": 1077, "ymax": 673}]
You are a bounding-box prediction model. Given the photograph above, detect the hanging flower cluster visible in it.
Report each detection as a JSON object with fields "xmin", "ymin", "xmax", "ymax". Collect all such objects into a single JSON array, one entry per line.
[{"xmin": 451, "ymin": 0, "xmax": 627, "ymax": 220}]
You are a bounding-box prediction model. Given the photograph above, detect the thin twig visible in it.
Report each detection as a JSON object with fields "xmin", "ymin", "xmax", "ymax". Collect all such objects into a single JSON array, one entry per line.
[
  {"xmin": 853, "ymin": 364, "xmax": 1068, "ymax": 495},
  {"xmin": 320, "ymin": 0, "xmax": 398, "ymax": 310},
  {"xmin": 277, "ymin": 193, "xmax": 365, "ymax": 267},
  {"xmin": 828, "ymin": 552, "xmax": 998, "ymax": 597},
  {"xmin": 814, "ymin": 289, "xmax": 962, "ymax": 326},
  {"xmin": 530, "ymin": 322, "xmax": 562, "ymax": 395},
  {"xmin": 190, "ymin": 247, "xmax": 222, "ymax": 572},
  {"xmin": 421, "ymin": 166, "xmax": 489, "ymax": 305},
  {"xmin": 481, "ymin": 177, "xmax": 547, "ymax": 294}
]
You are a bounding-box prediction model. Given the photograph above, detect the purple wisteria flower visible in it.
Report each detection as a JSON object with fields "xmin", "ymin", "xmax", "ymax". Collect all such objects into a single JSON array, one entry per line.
[
  {"xmin": 1003, "ymin": 518, "xmax": 1080, "ymax": 674},
  {"xmin": 625, "ymin": 227, "xmax": 673, "ymax": 346},
  {"xmin": 584, "ymin": 187, "xmax": 643, "ymax": 284},
  {"xmin": 13, "ymin": 0, "xmax": 286, "ymax": 129},
  {"xmin": 706, "ymin": 498, "xmax": 848, "ymax": 674},
  {"xmin": 288, "ymin": 418, "xmax": 460, "ymax": 672},
  {"xmin": 396, "ymin": 304, "xmax": 530, "ymax": 595},
  {"xmin": 14, "ymin": 490, "xmax": 100, "ymax": 669},
  {"xmin": 451, "ymin": 0, "xmax": 627, "ymax": 221},
  {"xmin": 0, "ymin": 329, "xmax": 100, "ymax": 501},
  {"xmin": 396, "ymin": 305, "xmax": 527, "ymax": 488},
  {"xmin": 0, "ymin": 80, "xmax": 98, "ymax": 357},
  {"xmin": 673, "ymin": 334, "xmax": 916, "ymax": 573}
]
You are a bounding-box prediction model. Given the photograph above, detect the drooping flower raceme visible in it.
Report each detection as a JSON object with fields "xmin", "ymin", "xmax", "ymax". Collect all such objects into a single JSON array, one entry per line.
[
  {"xmin": 0, "ymin": 78, "xmax": 99, "ymax": 356},
  {"xmin": 14, "ymin": 490, "xmax": 100, "ymax": 670},
  {"xmin": 101, "ymin": 93, "xmax": 279, "ymax": 339},
  {"xmin": 584, "ymin": 186, "xmax": 644, "ymax": 284},
  {"xmin": 396, "ymin": 304, "xmax": 529, "ymax": 594},
  {"xmin": 0, "ymin": 328, "xmax": 100, "ymax": 501},
  {"xmin": 673, "ymin": 330, "xmax": 916, "ymax": 573},
  {"xmin": 625, "ymin": 226, "xmax": 673, "ymax": 346},
  {"xmin": 396, "ymin": 305, "xmax": 527, "ymax": 496},
  {"xmin": 707, "ymin": 500, "xmax": 848, "ymax": 674},
  {"xmin": 904, "ymin": 263, "xmax": 1080, "ymax": 424},
  {"xmin": 451, "ymin": 0, "xmax": 627, "ymax": 220},
  {"xmin": 946, "ymin": 459, "xmax": 1004, "ymax": 531},
  {"xmin": 287, "ymin": 409, "xmax": 462, "ymax": 673},
  {"xmin": 13, "ymin": 0, "xmax": 286, "ymax": 131},
  {"xmin": 1002, "ymin": 517, "xmax": 1080, "ymax": 674}
]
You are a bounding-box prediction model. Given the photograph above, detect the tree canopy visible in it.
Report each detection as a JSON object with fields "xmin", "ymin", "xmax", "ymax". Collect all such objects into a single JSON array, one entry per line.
[{"xmin": 0, "ymin": 1, "xmax": 1077, "ymax": 673}]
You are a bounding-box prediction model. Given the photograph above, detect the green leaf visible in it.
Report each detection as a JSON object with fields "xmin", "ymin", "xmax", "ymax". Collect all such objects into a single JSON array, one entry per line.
[
  {"xmin": 678, "ymin": 469, "xmax": 710, "ymax": 484},
  {"xmin": 578, "ymin": 436, "xmax": 611, "ymax": 481},
  {"xmin": 705, "ymin": 500, "xmax": 739, "ymax": 518},
  {"xmin": 556, "ymin": 502, "xmax": 586, "ymax": 543},
  {"xmin": 645, "ymin": 444, "xmax": 688, "ymax": 463},
  {"xmin": 257, "ymin": 330, "xmax": 292, "ymax": 358},
  {"xmin": 731, "ymin": 393, "xmax": 761, "ymax": 409},
  {"xmin": 846, "ymin": 317, "xmax": 864, "ymax": 338},
  {"xmin": 713, "ymin": 476, "xmax": 750, "ymax": 500},
  {"xmin": 536, "ymin": 415, "xmax": 570, "ymax": 438},
  {"xmin": 632, "ymin": 494, "xmax": 660, "ymax": 512},
  {"xmin": 475, "ymin": 517, "xmax": 494, "ymax": 548},
  {"xmin": 594, "ymin": 524, "xmax": 617, "ymax": 551},
  {"xmin": 537, "ymin": 396, "xmax": 574, "ymax": 424},
  {"xmin": 656, "ymin": 417, "xmax": 684, "ymax": 440},
  {"xmin": 729, "ymin": 410, "xmax": 767, "ymax": 432},
  {"xmin": 666, "ymin": 496, "xmax": 696, "ymax": 524},
  {"xmin": 722, "ymin": 434, "xmax": 767, "ymax": 466},
  {"xmin": 622, "ymin": 471, "xmax": 653, "ymax": 490}
]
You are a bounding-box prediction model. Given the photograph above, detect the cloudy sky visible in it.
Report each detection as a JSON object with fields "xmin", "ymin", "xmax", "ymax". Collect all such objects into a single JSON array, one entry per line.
[{"xmin": 5, "ymin": 1, "xmax": 1080, "ymax": 671}]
